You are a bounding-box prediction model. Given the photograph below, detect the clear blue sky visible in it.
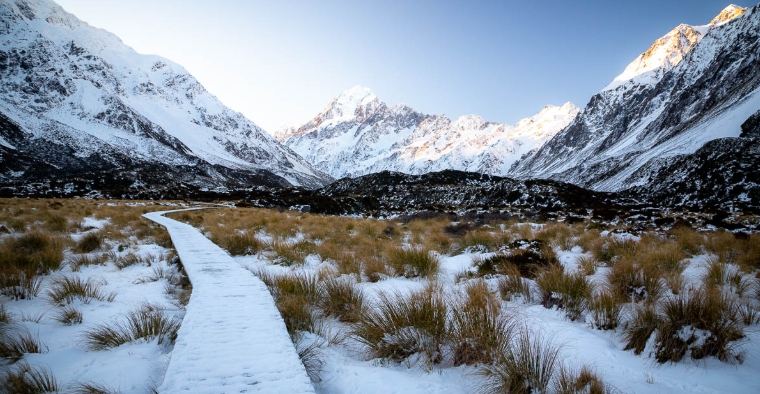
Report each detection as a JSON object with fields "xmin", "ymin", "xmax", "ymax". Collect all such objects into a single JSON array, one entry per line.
[{"xmin": 55, "ymin": 0, "xmax": 750, "ymax": 132}]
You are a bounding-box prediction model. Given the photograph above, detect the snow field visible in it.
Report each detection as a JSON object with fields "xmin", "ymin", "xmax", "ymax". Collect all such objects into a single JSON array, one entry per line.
[
  {"xmin": 220, "ymin": 213, "xmax": 760, "ymax": 394},
  {"xmin": 0, "ymin": 204, "xmax": 185, "ymax": 392}
]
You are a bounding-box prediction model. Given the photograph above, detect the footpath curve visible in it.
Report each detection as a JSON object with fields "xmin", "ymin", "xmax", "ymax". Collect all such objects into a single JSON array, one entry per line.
[{"xmin": 143, "ymin": 209, "xmax": 315, "ymax": 394}]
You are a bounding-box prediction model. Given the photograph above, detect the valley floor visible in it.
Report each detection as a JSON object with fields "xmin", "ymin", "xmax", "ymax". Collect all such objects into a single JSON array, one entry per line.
[{"xmin": 1, "ymin": 200, "xmax": 759, "ymax": 393}]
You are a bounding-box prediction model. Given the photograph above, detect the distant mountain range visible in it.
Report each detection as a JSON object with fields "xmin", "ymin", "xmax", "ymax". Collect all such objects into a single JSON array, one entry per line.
[
  {"xmin": 1, "ymin": 0, "xmax": 758, "ymax": 212},
  {"xmin": 275, "ymin": 87, "xmax": 578, "ymax": 179},
  {"xmin": 278, "ymin": 4, "xmax": 759, "ymax": 211}
]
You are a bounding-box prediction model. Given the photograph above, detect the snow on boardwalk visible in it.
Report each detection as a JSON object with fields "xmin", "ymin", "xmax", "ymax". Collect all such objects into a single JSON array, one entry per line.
[{"xmin": 143, "ymin": 210, "xmax": 315, "ymax": 394}]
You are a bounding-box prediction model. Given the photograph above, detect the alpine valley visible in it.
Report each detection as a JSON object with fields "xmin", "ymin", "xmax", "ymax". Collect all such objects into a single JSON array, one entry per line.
[{"xmin": 1, "ymin": 0, "xmax": 759, "ymax": 215}]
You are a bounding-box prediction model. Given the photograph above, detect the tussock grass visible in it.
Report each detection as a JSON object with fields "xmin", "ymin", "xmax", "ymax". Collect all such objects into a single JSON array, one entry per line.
[
  {"xmin": 702, "ymin": 256, "xmax": 728, "ymax": 288},
  {"xmin": 82, "ymin": 304, "xmax": 180, "ymax": 351},
  {"xmin": 66, "ymin": 254, "xmax": 108, "ymax": 271},
  {"xmin": 668, "ymin": 225, "xmax": 701, "ymax": 253},
  {"xmin": 0, "ymin": 303, "xmax": 10, "ymax": 324},
  {"xmin": 423, "ymin": 230, "xmax": 457, "ymax": 255},
  {"xmin": 622, "ymin": 287, "xmax": 745, "ymax": 363},
  {"xmin": 263, "ymin": 273, "xmax": 321, "ymax": 335},
  {"xmin": 588, "ymin": 291, "xmax": 622, "ymax": 331},
  {"xmin": 478, "ymin": 328, "xmax": 562, "ymax": 394},
  {"xmin": 462, "ymin": 229, "xmax": 499, "ymax": 252},
  {"xmin": 44, "ymin": 212, "xmax": 69, "ymax": 232},
  {"xmin": 475, "ymin": 243, "xmax": 556, "ymax": 280},
  {"xmin": 270, "ymin": 239, "xmax": 316, "ymax": 266},
  {"xmin": 0, "ymin": 231, "xmax": 65, "ymax": 276},
  {"xmin": 75, "ymin": 232, "xmax": 103, "ymax": 253},
  {"xmin": 0, "ymin": 324, "xmax": 47, "ymax": 361},
  {"xmin": 654, "ymin": 287, "xmax": 744, "ymax": 363},
  {"xmin": 577, "ymin": 229, "xmax": 602, "ymax": 254},
  {"xmin": 388, "ymin": 246, "xmax": 440, "ymax": 278},
  {"xmin": 55, "ymin": 305, "xmax": 83, "ymax": 325},
  {"xmin": 738, "ymin": 300, "xmax": 760, "ymax": 325},
  {"xmin": 0, "ymin": 272, "xmax": 43, "ymax": 300},
  {"xmin": 576, "ymin": 255, "xmax": 597, "ymax": 275},
  {"xmin": 0, "ymin": 361, "xmax": 59, "ymax": 394},
  {"xmin": 294, "ymin": 333, "xmax": 324, "ymax": 383},
  {"xmin": 47, "ymin": 276, "xmax": 115, "ymax": 305},
  {"xmin": 449, "ymin": 280, "xmax": 513, "ymax": 366},
  {"xmin": 536, "ymin": 223, "xmax": 577, "ymax": 250},
  {"xmin": 319, "ymin": 277, "xmax": 365, "ymax": 323},
  {"xmin": 325, "ymin": 250, "xmax": 363, "ymax": 278},
  {"xmin": 114, "ymin": 252, "xmax": 141, "ymax": 269},
  {"xmin": 212, "ymin": 231, "xmax": 261, "ymax": 256},
  {"xmin": 553, "ymin": 364, "xmax": 616, "ymax": 394},
  {"xmin": 353, "ymin": 286, "xmax": 447, "ymax": 366},
  {"xmin": 592, "ymin": 237, "xmax": 637, "ymax": 263},
  {"xmin": 606, "ymin": 257, "xmax": 663, "ymax": 302},
  {"xmin": 497, "ymin": 263, "xmax": 531, "ymax": 302},
  {"xmin": 622, "ymin": 303, "xmax": 660, "ymax": 355},
  {"xmin": 72, "ymin": 381, "xmax": 119, "ymax": 394},
  {"xmin": 536, "ymin": 265, "xmax": 593, "ymax": 321}
]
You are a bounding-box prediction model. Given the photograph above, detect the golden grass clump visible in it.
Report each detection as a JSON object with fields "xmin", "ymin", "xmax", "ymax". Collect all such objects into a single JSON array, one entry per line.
[
  {"xmin": 535, "ymin": 222, "xmax": 577, "ymax": 250},
  {"xmin": 622, "ymin": 286, "xmax": 745, "ymax": 363},
  {"xmin": 588, "ymin": 291, "xmax": 622, "ymax": 331},
  {"xmin": 82, "ymin": 303, "xmax": 181, "ymax": 351},
  {"xmin": 0, "ymin": 361, "xmax": 59, "ymax": 394},
  {"xmin": 449, "ymin": 280, "xmax": 513, "ymax": 366},
  {"xmin": 497, "ymin": 263, "xmax": 532, "ymax": 302},
  {"xmin": 669, "ymin": 226, "xmax": 704, "ymax": 256},
  {"xmin": 478, "ymin": 327, "xmax": 562, "ymax": 394},
  {"xmin": 0, "ymin": 324, "xmax": 48, "ymax": 362},
  {"xmin": 592, "ymin": 236, "xmax": 638, "ymax": 263},
  {"xmin": 387, "ymin": 246, "xmax": 440, "ymax": 278},
  {"xmin": 352, "ymin": 286, "xmax": 447, "ymax": 366},
  {"xmin": 553, "ymin": 364, "xmax": 616, "ymax": 394},
  {"xmin": 536, "ymin": 265, "xmax": 594, "ymax": 321},
  {"xmin": 270, "ymin": 238, "xmax": 316, "ymax": 266},
  {"xmin": 74, "ymin": 231, "xmax": 103, "ymax": 253},
  {"xmin": 319, "ymin": 277, "xmax": 365, "ymax": 323},
  {"xmin": 606, "ymin": 256, "xmax": 663, "ymax": 303},
  {"xmin": 0, "ymin": 231, "xmax": 65, "ymax": 276},
  {"xmin": 46, "ymin": 275, "xmax": 116, "ymax": 305}
]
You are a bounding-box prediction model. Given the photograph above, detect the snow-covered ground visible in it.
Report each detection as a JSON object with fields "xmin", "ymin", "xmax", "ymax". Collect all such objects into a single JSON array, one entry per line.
[
  {"xmin": 239, "ymin": 235, "xmax": 760, "ymax": 394},
  {"xmin": 4, "ymin": 205, "xmax": 759, "ymax": 393},
  {"xmin": 1, "ymin": 216, "xmax": 182, "ymax": 392}
]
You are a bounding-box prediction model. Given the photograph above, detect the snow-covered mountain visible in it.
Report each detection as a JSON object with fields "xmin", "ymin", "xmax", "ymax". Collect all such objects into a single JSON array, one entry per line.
[
  {"xmin": 0, "ymin": 0, "xmax": 331, "ymax": 190},
  {"xmin": 510, "ymin": 4, "xmax": 759, "ymax": 199},
  {"xmin": 276, "ymin": 86, "xmax": 578, "ymax": 179}
]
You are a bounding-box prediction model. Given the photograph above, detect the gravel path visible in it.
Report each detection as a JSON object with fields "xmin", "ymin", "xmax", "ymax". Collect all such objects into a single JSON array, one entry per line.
[{"xmin": 144, "ymin": 209, "xmax": 315, "ymax": 394}]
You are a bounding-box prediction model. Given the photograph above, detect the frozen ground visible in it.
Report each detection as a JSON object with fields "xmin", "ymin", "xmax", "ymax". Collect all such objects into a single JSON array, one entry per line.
[
  {"xmin": 3, "ymin": 207, "xmax": 759, "ymax": 393},
  {"xmin": 240, "ymin": 243, "xmax": 760, "ymax": 394}
]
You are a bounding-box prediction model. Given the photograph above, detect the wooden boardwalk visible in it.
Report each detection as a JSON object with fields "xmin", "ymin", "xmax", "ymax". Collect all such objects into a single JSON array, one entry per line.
[{"xmin": 144, "ymin": 210, "xmax": 315, "ymax": 394}]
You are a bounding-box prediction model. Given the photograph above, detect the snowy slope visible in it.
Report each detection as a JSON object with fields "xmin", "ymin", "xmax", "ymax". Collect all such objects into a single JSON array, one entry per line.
[
  {"xmin": 0, "ymin": 0, "xmax": 331, "ymax": 188},
  {"xmin": 276, "ymin": 86, "xmax": 577, "ymax": 179},
  {"xmin": 510, "ymin": 4, "xmax": 758, "ymax": 194}
]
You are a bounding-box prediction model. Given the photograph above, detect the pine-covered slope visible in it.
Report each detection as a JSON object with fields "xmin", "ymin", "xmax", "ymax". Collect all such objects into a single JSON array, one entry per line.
[
  {"xmin": 276, "ymin": 86, "xmax": 578, "ymax": 179},
  {"xmin": 510, "ymin": 4, "xmax": 759, "ymax": 203},
  {"xmin": 0, "ymin": 0, "xmax": 331, "ymax": 191}
]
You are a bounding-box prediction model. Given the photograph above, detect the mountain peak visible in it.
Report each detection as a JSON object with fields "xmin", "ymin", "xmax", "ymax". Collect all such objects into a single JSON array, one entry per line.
[
  {"xmin": 710, "ymin": 4, "xmax": 747, "ymax": 25},
  {"xmin": 603, "ymin": 23, "xmax": 704, "ymax": 91},
  {"xmin": 317, "ymin": 86, "xmax": 381, "ymax": 123}
]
